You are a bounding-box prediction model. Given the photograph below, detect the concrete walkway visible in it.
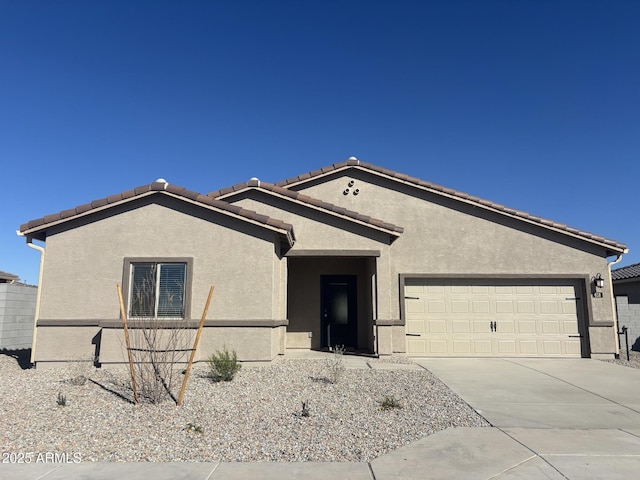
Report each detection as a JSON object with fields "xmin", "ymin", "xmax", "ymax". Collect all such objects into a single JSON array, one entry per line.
[{"xmin": 5, "ymin": 358, "xmax": 640, "ymax": 479}]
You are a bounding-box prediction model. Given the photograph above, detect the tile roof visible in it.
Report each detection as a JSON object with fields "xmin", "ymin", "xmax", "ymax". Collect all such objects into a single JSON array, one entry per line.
[
  {"xmin": 612, "ymin": 262, "xmax": 640, "ymax": 281},
  {"xmin": 275, "ymin": 158, "xmax": 627, "ymax": 253},
  {"xmin": 19, "ymin": 181, "xmax": 295, "ymax": 246},
  {"xmin": 208, "ymin": 180, "xmax": 404, "ymax": 235},
  {"xmin": 0, "ymin": 270, "xmax": 19, "ymax": 282},
  {"xmin": 18, "ymin": 158, "xmax": 627, "ymax": 255}
]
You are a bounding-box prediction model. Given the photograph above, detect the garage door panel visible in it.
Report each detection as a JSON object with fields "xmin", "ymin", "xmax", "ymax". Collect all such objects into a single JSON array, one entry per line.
[
  {"xmin": 497, "ymin": 340, "xmax": 516, "ymax": 354},
  {"xmin": 517, "ymin": 320, "xmax": 536, "ymax": 334},
  {"xmin": 517, "ymin": 301, "xmax": 535, "ymax": 313},
  {"xmin": 495, "ymin": 286, "xmax": 514, "ymax": 294},
  {"xmin": 429, "ymin": 320, "xmax": 446, "ymax": 333},
  {"xmin": 427, "ymin": 300, "xmax": 446, "ymax": 313},
  {"xmin": 471, "ymin": 340, "xmax": 492, "ymax": 354},
  {"xmin": 565, "ymin": 341, "xmax": 582, "ymax": 355},
  {"xmin": 543, "ymin": 340, "xmax": 562, "ymax": 355},
  {"xmin": 406, "ymin": 319, "xmax": 425, "ymax": 334},
  {"xmin": 519, "ymin": 340, "xmax": 538, "ymax": 355},
  {"xmin": 497, "ymin": 320, "xmax": 515, "ymax": 333},
  {"xmin": 516, "ymin": 286, "xmax": 534, "ymax": 294},
  {"xmin": 429, "ymin": 340, "xmax": 447, "ymax": 354},
  {"xmin": 451, "ymin": 285, "xmax": 469, "ymax": 294},
  {"xmin": 563, "ymin": 320, "xmax": 578, "ymax": 334},
  {"xmin": 496, "ymin": 301, "xmax": 514, "ymax": 313},
  {"xmin": 407, "ymin": 338, "xmax": 426, "ymax": 354},
  {"xmin": 473, "ymin": 320, "xmax": 491, "ymax": 333},
  {"xmin": 452, "ymin": 340, "xmax": 471, "ymax": 354},
  {"xmin": 539, "ymin": 286, "xmax": 558, "ymax": 294},
  {"xmin": 426, "ymin": 285, "xmax": 445, "ymax": 293},
  {"xmin": 472, "ymin": 301, "xmax": 490, "ymax": 313},
  {"xmin": 451, "ymin": 300, "xmax": 469, "ymax": 313},
  {"xmin": 406, "ymin": 299, "xmax": 425, "ymax": 313},
  {"xmin": 540, "ymin": 301, "xmax": 559, "ymax": 314},
  {"xmin": 452, "ymin": 320, "xmax": 471, "ymax": 333},
  {"xmin": 405, "ymin": 284, "xmax": 424, "ymax": 295},
  {"xmin": 405, "ymin": 279, "xmax": 583, "ymax": 357},
  {"xmin": 472, "ymin": 285, "xmax": 489, "ymax": 294},
  {"xmin": 542, "ymin": 321, "xmax": 560, "ymax": 334}
]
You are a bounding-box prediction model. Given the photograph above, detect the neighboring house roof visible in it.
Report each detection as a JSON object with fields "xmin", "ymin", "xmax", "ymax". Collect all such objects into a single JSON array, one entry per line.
[
  {"xmin": 19, "ymin": 181, "xmax": 296, "ymax": 247},
  {"xmin": 275, "ymin": 158, "xmax": 627, "ymax": 254},
  {"xmin": 209, "ymin": 179, "xmax": 404, "ymax": 237},
  {"xmin": 0, "ymin": 270, "xmax": 19, "ymax": 283},
  {"xmin": 612, "ymin": 263, "xmax": 640, "ymax": 281}
]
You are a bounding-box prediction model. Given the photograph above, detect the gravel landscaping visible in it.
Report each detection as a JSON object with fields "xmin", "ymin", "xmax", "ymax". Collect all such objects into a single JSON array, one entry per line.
[
  {"xmin": 604, "ymin": 349, "xmax": 640, "ymax": 370},
  {"xmin": 0, "ymin": 353, "xmax": 489, "ymax": 462}
]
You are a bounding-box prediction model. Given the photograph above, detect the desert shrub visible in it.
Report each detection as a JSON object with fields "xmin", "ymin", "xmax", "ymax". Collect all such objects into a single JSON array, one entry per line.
[
  {"xmin": 380, "ymin": 395, "xmax": 402, "ymax": 410},
  {"xmin": 207, "ymin": 346, "xmax": 241, "ymax": 382},
  {"xmin": 325, "ymin": 344, "xmax": 346, "ymax": 384},
  {"xmin": 185, "ymin": 422, "xmax": 203, "ymax": 434}
]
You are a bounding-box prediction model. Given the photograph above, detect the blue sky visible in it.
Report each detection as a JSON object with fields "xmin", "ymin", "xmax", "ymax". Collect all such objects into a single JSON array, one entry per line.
[{"xmin": 1, "ymin": 0, "xmax": 638, "ymax": 284}]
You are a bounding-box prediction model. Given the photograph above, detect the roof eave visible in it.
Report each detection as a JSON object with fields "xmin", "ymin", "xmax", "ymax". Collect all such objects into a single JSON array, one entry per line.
[
  {"xmin": 217, "ymin": 186, "xmax": 403, "ymax": 238},
  {"xmin": 19, "ymin": 189, "xmax": 295, "ymax": 248},
  {"xmin": 161, "ymin": 192, "xmax": 295, "ymax": 246},
  {"xmin": 19, "ymin": 191, "xmax": 159, "ymax": 237},
  {"xmin": 282, "ymin": 164, "xmax": 625, "ymax": 254}
]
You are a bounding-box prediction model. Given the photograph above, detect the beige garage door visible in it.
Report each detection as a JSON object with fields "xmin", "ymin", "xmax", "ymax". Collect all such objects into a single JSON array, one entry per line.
[{"xmin": 405, "ymin": 279, "xmax": 584, "ymax": 357}]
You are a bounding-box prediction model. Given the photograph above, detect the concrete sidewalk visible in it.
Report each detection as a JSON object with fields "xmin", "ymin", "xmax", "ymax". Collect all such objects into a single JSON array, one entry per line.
[{"xmin": 5, "ymin": 358, "xmax": 640, "ymax": 479}]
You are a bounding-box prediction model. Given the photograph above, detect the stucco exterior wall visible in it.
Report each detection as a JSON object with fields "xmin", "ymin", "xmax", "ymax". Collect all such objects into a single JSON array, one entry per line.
[
  {"xmin": 98, "ymin": 325, "xmax": 282, "ymax": 364},
  {"xmin": 230, "ymin": 191, "xmax": 394, "ymax": 334},
  {"xmin": 32, "ymin": 195, "xmax": 289, "ymax": 365},
  {"xmin": 39, "ymin": 196, "xmax": 279, "ymax": 322},
  {"xmin": 35, "ymin": 326, "xmax": 100, "ymax": 364},
  {"xmin": 0, "ymin": 283, "xmax": 37, "ymax": 350},
  {"xmin": 292, "ymin": 169, "xmax": 619, "ymax": 355},
  {"xmin": 229, "ymin": 193, "xmax": 393, "ymax": 251}
]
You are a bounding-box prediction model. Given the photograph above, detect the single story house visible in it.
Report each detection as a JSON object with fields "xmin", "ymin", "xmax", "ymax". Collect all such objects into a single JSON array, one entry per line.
[
  {"xmin": 19, "ymin": 158, "xmax": 628, "ymax": 367},
  {"xmin": 612, "ymin": 262, "xmax": 640, "ymax": 351}
]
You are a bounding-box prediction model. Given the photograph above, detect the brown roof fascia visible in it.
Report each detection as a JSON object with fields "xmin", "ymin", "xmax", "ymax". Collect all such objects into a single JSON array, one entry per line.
[
  {"xmin": 274, "ymin": 159, "xmax": 627, "ymax": 253},
  {"xmin": 19, "ymin": 182, "xmax": 295, "ymax": 247},
  {"xmin": 209, "ymin": 180, "xmax": 404, "ymax": 236}
]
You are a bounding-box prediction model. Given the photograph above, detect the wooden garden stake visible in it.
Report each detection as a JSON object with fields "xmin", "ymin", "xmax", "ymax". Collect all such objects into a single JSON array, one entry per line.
[
  {"xmin": 177, "ymin": 285, "xmax": 214, "ymax": 406},
  {"xmin": 117, "ymin": 283, "xmax": 139, "ymax": 405}
]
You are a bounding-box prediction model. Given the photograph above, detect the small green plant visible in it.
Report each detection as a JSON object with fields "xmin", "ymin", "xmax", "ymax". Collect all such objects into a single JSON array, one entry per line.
[
  {"xmin": 207, "ymin": 346, "xmax": 241, "ymax": 382},
  {"xmin": 380, "ymin": 395, "xmax": 402, "ymax": 410},
  {"xmin": 301, "ymin": 400, "xmax": 310, "ymax": 417},
  {"xmin": 325, "ymin": 344, "xmax": 345, "ymax": 384},
  {"xmin": 56, "ymin": 391, "xmax": 67, "ymax": 407},
  {"xmin": 185, "ymin": 422, "xmax": 203, "ymax": 434},
  {"xmin": 63, "ymin": 355, "xmax": 96, "ymax": 386}
]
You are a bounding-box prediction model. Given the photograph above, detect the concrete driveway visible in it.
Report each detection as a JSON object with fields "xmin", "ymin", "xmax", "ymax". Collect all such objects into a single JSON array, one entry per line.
[
  {"xmin": 381, "ymin": 357, "xmax": 640, "ymax": 479},
  {"xmin": 414, "ymin": 357, "xmax": 640, "ymax": 429}
]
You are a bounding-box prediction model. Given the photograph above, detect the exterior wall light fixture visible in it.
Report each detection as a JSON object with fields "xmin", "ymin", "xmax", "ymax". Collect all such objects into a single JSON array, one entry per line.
[{"xmin": 593, "ymin": 273, "xmax": 605, "ymax": 289}]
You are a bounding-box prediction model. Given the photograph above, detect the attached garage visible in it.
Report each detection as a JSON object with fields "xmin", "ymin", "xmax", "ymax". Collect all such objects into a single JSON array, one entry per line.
[{"xmin": 404, "ymin": 277, "xmax": 588, "ymax": 357}]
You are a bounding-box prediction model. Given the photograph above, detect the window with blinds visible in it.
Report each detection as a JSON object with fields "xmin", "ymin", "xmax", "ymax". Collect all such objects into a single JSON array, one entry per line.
[{"xmin": 129, "ymin": 262, "xmax": 186, "ymax": 318}]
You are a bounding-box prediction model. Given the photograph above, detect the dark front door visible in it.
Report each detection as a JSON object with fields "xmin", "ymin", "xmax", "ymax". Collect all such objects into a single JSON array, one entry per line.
[{"xmin": 321, "ymin": 275, "xmax": 357, "ymax": 349}]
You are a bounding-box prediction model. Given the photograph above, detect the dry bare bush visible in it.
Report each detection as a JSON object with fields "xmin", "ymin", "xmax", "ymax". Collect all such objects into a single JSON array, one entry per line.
[{"xmin": 123, "ymin": 263, "xmax": 193, "ymax": 404}]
